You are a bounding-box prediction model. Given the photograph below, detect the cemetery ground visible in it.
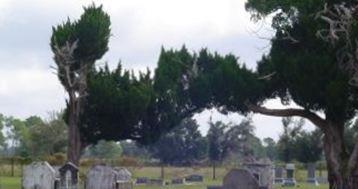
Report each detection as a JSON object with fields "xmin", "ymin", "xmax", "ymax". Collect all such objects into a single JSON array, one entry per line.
[{"xmin": 0, "ymin": 165, "xmax": 329, "ymax": 189}]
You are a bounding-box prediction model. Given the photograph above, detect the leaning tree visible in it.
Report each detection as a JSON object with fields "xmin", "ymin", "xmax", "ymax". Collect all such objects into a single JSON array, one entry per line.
[{"xmin": 50, "ymin": 4, "xmax": 111, "ymax": 165}]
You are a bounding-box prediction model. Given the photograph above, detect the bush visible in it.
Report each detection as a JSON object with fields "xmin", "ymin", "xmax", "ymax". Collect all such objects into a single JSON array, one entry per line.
[{"xmin": 118, "ymin": 156, "xmax": 140, "ymax": 167}]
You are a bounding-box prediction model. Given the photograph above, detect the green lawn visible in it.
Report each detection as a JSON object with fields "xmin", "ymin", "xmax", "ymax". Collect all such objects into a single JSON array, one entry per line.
[
  {"xmin": 0, "ymin": 177, "xmax": 21, "ymax": 189},
  {"xmin": 0, "ymin": 166, "xmax": 329, "ymax": 189},
  {"xmin": 0, "ymin": 176, "xmax": 329, "ymax": 189}
]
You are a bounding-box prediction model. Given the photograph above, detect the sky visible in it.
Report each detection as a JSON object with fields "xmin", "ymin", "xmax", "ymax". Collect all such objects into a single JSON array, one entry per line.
[{"xmin": 0, "ymin": 0, "xmax": 315, "ymax": 141}]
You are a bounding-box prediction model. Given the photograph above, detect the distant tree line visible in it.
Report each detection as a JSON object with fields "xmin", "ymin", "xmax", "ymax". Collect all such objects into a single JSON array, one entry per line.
[{"xmin": 4, "ymin": 112, "xmax": 354, "ymax": 166}]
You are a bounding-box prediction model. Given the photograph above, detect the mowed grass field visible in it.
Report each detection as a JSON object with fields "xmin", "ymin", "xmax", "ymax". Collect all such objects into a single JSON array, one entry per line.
[{"xmin": 0, "ymin": 166, "xmax": 329, "ymax": 189}]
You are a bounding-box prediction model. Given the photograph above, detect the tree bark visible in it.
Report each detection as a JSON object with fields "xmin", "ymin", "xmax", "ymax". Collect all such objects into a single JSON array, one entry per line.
[
  {"xmin": 67, "ymin": 97, "xmax": 83, "ymax": 166},
  {"xmin": 66, "ymin": 67, "xmax": 88, "ymax": 166},
  {"xmin": 322, "ymin": 121, "xmax": 358, "ymax": 189}
]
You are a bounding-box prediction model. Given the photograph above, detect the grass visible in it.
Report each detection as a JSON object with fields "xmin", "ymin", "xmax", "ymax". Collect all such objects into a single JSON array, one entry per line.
[
  {"xmin": 0, "ymin": 177, "xmax": 21, "ymax": 189},
  {"xmin": 0, "ymin": 166, "xmax": 329, "ymax": 189}
]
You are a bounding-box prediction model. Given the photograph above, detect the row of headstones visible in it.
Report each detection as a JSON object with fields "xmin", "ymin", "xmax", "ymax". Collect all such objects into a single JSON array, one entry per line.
[
  {"xmin": 207, "ymin": 163, "xmax": 324, "ymax": 189},
  {"xmin": 22, "ymin": 161, "xmax": 132, "ymax": 189},
  {"xmin": 135, "ymin": 174, "xmax": 204, "ymax": 186},
  {"xmin": 274, "ymin": 163, "xmax": 321, "ymax": 186}
]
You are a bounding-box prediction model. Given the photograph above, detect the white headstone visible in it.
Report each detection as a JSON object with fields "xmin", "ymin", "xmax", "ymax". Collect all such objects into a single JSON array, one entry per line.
[
  {"xmin": 86, "ymin": 165, "xmax": 132, "ymax": 189},
  {"xmin": 113, "ymin": 167, "xmax": 131, "ymax": 182},
  {"xmin": 86, "ymin": 165, "xmax": 117, "ymax": 189},
  {"xmin": 22, "ymin": 161, "xmax": 57, "ymax": 189}
]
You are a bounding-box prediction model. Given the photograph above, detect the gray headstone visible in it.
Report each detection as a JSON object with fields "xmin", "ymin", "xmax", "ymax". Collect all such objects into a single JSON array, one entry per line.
[
  {"xmin": 282, "ymin": 164, "xmax": 296, "ymax": 187},
  {"xmin": 274, "ymin": 167, "xmax": 284, "ymax": 184},
  {"xmin": 171, "ymin": 178, "xmax": 184, "ymax": 185},
  {"xmin": 59, "ymin": 162, "xmax": 79, "ymax": 189},
  {"xmin": 242, "ymin": 159, "xmax": 273, "ymax": 189},
  {"xmin": 185, "ymin": 174, "xmax": 204, "ymax": 182},
  {"xmin": 306, "ymin": 163, "xmax": 319, "ymax": 185},
  {"xmin": 223, "ymin": 169, "xmax": 259, "ymax": 189},
  {"xmin": 207, "ymin": 186, "xmax": 223, "ymax": 189},
  {"xmin": 22, "ymin": 161, "xmax": 57, "ymax": 189},
  {"xmin": 113, "ymin": 167, "xmax": 132, "ymax": 182},
  {"xmin": 147, "ymin": 178, "xmax": 164, "ymax": 186},
  {"xmin": 135, "ymin": 177, "xmax": 148, "ymax": 185},
  {"xmin": 86, "ymin": 165, "xmax": 132, "ymax": 189}
]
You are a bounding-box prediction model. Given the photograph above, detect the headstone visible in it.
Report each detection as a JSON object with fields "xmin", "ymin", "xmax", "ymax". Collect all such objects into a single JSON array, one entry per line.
[
  {"xmin": 171, "ymin": 178, "xmax": 185, "ymax": 185},
  {"xmin": 274, "ymin": 167, "xmax": 284, "ymax": 184},
  {"xmin": 185, "ymin": 174, "xmax": 204, "ymax": 182},
  {"xmin": 86, "ymin": 165, "xmax": 132, "ymax": 189},
  {"xmin": 113, "ymin": 167, "xmax": 132, "ymax": 189},
  {"xmin": 306, "ymin": 163, "xmax": 319, "ymax": 186},
  {"xmin": 147, "ymin": 178, "xmax": 164, "ymax": 186},
  {"xmin": 223, "ymin": 169, "xmax": 259, "ymax": 189},
  {"xmin": 135, "ymin": 177, "xmax": 148, "ymax": 185},
  {"xmin": 242, "ymin": 158, "xmax": 273, "ymax": 189},
  {"xmin": 282, "ymin": 164, "xmax": 296, "ymax": 187},
  {"xmin": 113, "ymin": 167, "xmax": 132, "ymax": 182},
  {"xmin": 59, "ymin": 162, "xmax": 79, "ymax": 189},
  {"xmin": 207, "ymin": 186, "xmax": 223, "ymax": 189},
  {"xmin": 22, "ymin": 161, "xmax": 57, "ymax": 189}
]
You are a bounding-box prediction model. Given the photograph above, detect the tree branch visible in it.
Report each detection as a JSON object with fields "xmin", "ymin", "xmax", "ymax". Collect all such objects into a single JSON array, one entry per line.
[{"xmin": 245, "ymin": 102, "xmax": 326, "ymax": 129}]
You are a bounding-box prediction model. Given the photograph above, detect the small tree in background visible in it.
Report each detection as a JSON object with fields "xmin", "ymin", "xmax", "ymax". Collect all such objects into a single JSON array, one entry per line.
[
  {"xmin": 147, "ymin": 118, "xmax": 207, "ymax": 165},
  {"xmin": 277, "ymin": 118, "xmax": 304, "ymax": 163}
]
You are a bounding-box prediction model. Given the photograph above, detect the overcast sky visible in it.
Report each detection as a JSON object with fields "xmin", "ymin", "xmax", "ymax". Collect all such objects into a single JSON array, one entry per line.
[{"xmin": 0, "ymin": 0, "xmax": 315, "ymax": 141}]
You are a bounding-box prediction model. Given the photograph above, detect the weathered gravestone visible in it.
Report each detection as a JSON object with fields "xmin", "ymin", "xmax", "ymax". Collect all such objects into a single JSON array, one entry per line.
[
  {"xmin": 207, "ymin": 186, "xmax": 223, "ymax": 189},
  {"xmin": 85, "ymin": 165, "xmax": 132, "ymax": 189},
  {"xmin": 282, "ymin": 164, "xmax": 296, "ymax": 187},
  {"xmin": 242, "ymin": 158, "xmax": 273, "ymax": 189},
  {"xmin": 185, "ymin": 174, "xmax": 204, "ymax": 182},
  {"xmin": 223, "ymin": 169, "xmax": 259, "ymax": 189},
  {"xmin": 274, "ymin": 167, "xmax": 284, "ymax": 184},
  {"xmin": 22, "ymin": 161, "xmax": 58, "ymax": 189},
  {"xmin": 147, "ymin": 178, "xmax": 164, "ymax": 186},
  {"xmin": 171, "ymin": 178, "xmax": 185, "ymax": 185},
  {"xmin": 59, "ymin": 162, "xmax": 78, "ymax": 189},
  {"xmin": 135, "ymin": 177, "xmax": 148, "ymax": 185},
  {"xmin": 306, "ymin": 163, "xmax": 319, "ymax": 186},
  {"xmin": 114, "ymin": 167, "xmax": 131, "ymax": 182}
]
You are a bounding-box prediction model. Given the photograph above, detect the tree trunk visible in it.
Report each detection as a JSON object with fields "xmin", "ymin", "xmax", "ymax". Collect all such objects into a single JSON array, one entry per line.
[
  {"xmin": 213, "ymin": 161, "xmax": 216, "ymax": 180},
  {"xmin": 322, "ymin": 121, "xmax": 358, "ymax": 189},
  {"xmin": 67, "ymin": 96, "xmax": 83, "ymax": 166},
  {"xmin": 66, "ymin": 67, "xmax": 89, "ymax": 166}
]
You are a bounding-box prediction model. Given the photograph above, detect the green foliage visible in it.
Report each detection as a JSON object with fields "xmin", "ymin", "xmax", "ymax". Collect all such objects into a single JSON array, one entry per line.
[
  {"xmin": 27, "ymin": 113, "xmax": 67, "ymax": 158},
  {"xmin": 51, "ymin": 4, "xmax": 110, "ymax": 64},
  {"xmin": 50, "ymin": 3, "xmax": 111, "ymax": 94},
  {"xmin": 147, "ymin": 118, "xmax": 207, "ymax": 165},
  {"xmin": 85, "ymin": 140, "xmax": 122, "ymax": 159},
  {"xmin": 190, "ymin": 50, "xmax": 265, "ymax": 114},
  {"xmin": 263, "ymin": 137, "xmax": 277, "ymax": 161},
  {"xmin": 80, "ymin": 64, "xmax": 158, "ymax": 144},
  {"xmin": 207, "ymin": 118, "xmax": 257, "ymax": 163},
  {"xmin": 120, "ymin": 141, "xmax": 151, "ymax": 158},
  {"xmin": 207, "ymin": 121, "xmax": 226, "ymax": 162},
  {"xmin": 244, "ymin": 0, "xmax": 357, "ymax": 123},
  {"xmin": 276, "ymin": 118, "xmax": 323, "ymax": 163},
  {"xmin": 294, "ymin": 129, "xmax": 323, "ymax": 163}
]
